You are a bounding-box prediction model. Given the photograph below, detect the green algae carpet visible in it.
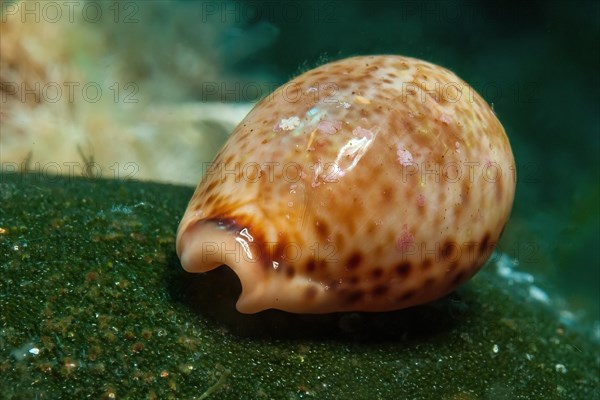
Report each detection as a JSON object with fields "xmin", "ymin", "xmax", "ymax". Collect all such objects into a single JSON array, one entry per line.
[{"xmin": 1, "ymin": 173, "xmax": 598, "ymax": 399}]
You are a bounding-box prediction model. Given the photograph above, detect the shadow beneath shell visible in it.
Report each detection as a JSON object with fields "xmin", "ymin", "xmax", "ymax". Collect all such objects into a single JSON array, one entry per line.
[{"xmin": 167, "ymin": 254, "xmax": 478, "ymax": 343}]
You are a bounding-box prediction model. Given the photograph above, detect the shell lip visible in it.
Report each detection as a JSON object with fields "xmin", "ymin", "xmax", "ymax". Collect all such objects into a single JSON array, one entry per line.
[{"xmin": 176, "ymin": 215, "xmax": 275, "ymax": 313}]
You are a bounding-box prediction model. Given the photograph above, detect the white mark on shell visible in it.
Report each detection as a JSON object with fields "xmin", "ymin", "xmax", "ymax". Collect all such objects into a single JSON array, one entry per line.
[
  {"xmin": 236, "ymin": 228, "xmax": 254, "ymax": 260},
  {"xmin": 274, "ymin": 116, "xmax": 301, "ymax": 131},
  {"xmin": 397, "ymin": 147, "xmax": 414, "ymax": 166},
  {"xmin": 334, "ymin": 136, "xmax": 373, "ymax": 175}
]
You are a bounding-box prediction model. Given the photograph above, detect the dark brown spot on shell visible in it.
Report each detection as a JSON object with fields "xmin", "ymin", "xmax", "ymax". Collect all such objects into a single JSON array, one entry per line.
[
  {"xmin": 348, "ymin": 276, "xmax": 360, "ymax": 285},
  {"xmin": 381, "ymin": 185, "xmax": 394, "ymax": 202},
  {"xmin": 395, "ymin": 262, "xmax": 412, "ymax": 278},
  {"xmin": 440, "ymin": 240, "xmax": 458, "ymax": 260},
  {"xmin": 453, "ymin": 204, "xmax": 463, "ymax": 218},
  {"xmin": 346, "ymin": 252, "xmax": 362, "ymax": 270},
  {"xmin": 345, "ymin": 290, "xmax": 364, "ymax": 304},
  {"xmin": 421, "ymin": 258, "xmax": 432, "ymax": 271},
  {"xmin": 366, "ymin": 220, "xmax": 378, "ymax": 234},
  {"xmin": 285, "ymin": 265, "xmax": 295, "ymax": 279},
  {"xmin": 315, "ymin": 219, "xmax": 329, "ymax": 240},
  {"xmin": 305, "ymin": 258, "xmax": 316, "ymax": 273},
  {"xmin": 371, "ymin": 284, "xmax": 389, "ymax": 297},
  {"xmin": 370, "ymin": 267, "xmax": 384, "ymax": 280},
  {"xmin": 402, "ymin": 118, "xmax": 417, "ymax": 136}
]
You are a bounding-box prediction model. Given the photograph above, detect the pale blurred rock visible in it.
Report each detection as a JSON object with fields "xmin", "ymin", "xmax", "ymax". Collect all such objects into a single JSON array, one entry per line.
[{"xmin": 1, "ymin": 0, "xmax": 272, "ymax": 185}]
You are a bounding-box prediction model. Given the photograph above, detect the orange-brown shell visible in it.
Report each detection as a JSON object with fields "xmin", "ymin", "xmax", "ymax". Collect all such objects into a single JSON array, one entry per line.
[{"xmin": 176, "ymin": 55, "xmax": 516, "ymax": 314}]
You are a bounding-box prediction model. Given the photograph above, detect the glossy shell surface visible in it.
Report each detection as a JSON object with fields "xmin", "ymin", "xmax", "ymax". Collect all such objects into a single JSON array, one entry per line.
[{"xmin": 176, "ymin": 55, "xmax": 516, "ymax": 314}]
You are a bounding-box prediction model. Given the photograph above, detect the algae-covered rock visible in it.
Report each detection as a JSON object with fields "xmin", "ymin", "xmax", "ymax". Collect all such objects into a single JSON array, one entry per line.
[{"xmin": 0, "ymin": 173, "xmax": 598, "ymax": 399}]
